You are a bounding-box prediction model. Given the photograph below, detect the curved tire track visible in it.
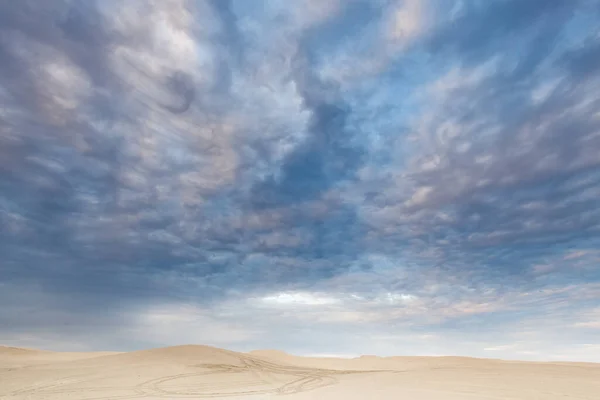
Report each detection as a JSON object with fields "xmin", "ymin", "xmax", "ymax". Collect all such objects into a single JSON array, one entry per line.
[
  {"xmin": 135, "ymin": 353, "xmax": 383, "ymax": 398},
  {"xmin": 8, "ymin": 349, "xmax": 389, "ymax": 399}
]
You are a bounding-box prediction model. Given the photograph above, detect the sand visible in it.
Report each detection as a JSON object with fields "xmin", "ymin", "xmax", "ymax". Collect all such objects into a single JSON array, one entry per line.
[{"xmin": 1, "ymin": 345, "xmax": 599, "ymax": 399}]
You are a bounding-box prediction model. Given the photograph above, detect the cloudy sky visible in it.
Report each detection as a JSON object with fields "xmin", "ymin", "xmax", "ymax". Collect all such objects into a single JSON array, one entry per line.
[{"xmin": 1, "ymin": 0, "xmax": 600, "ymax": 362}]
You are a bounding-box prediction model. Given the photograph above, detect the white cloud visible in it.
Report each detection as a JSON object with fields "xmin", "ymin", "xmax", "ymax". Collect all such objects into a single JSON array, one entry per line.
[
  {"xmin": 388, "ymin": 0, "xmax": 428, "ymax": 44},
  {"xmin": 484, "ymin": 344, "xmax": 517, "ymax": 352},
  {"xmin": 259, "ymin": 292, "xmax": 342, "ymax": 306},
  {"xmin": 405, "ymin": 186, "xmax": 433, "ymax": 207},
  {"xmin": 572, "ymin": 307, "xmax": 600, "ymax": 329}
]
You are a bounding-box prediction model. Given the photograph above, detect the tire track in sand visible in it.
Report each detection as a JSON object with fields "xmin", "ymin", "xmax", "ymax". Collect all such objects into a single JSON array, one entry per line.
[
  {"xmin": 8, "ymin": 349, "xmax": 389, "ymax": 399},
  {"xmin": 135, "ymin": 352, "xmax": 386, "ymax": 398}
]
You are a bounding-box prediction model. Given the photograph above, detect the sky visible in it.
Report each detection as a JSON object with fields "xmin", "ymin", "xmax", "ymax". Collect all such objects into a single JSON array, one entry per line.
[{"xmin": 1, "ymin": 0, "xmax": 600, "ymax": 362}]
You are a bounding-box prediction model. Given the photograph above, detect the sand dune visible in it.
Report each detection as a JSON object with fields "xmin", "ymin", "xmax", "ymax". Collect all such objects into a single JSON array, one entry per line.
[{"xmin": 1, "ymin": 345, "xmax": 599, "ymax": 399}]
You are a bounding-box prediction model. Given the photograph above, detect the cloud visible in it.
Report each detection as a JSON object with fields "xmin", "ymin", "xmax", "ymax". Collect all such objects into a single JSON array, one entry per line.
[
  {"xmin": 572, "ymin": 307, "xmax": 600, "ymax": 329},
  {"xmin": 388, "ymin": 0, "xmax": 428, "ymax": 43},
  {"xmin": 259, "ymin": 292, "xmax": 342, "ymax": 306},
  {"xmin": 361, "ymin": 3, "xmax": 600, "ymax": 277},
  {"xmin": 1, "ymin": 0, "xmax": 600, "ymax": 361}
]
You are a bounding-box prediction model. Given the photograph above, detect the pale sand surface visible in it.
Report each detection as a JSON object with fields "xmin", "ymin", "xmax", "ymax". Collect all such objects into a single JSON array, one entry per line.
[{"xmin": 1, "ymin": 345, "xmax": 599, "ymax": 399}]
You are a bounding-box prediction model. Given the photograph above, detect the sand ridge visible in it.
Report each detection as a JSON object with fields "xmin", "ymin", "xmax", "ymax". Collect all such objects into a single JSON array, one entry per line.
[{"xmin": 1, "ymin": 345, "xmax": 599, "ymax": 399}]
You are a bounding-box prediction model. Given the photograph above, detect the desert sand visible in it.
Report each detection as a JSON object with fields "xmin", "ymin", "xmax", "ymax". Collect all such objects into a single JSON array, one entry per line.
[{"xmin": 1, "ymin": 345, "xmax": 599, "ymax": 399}]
